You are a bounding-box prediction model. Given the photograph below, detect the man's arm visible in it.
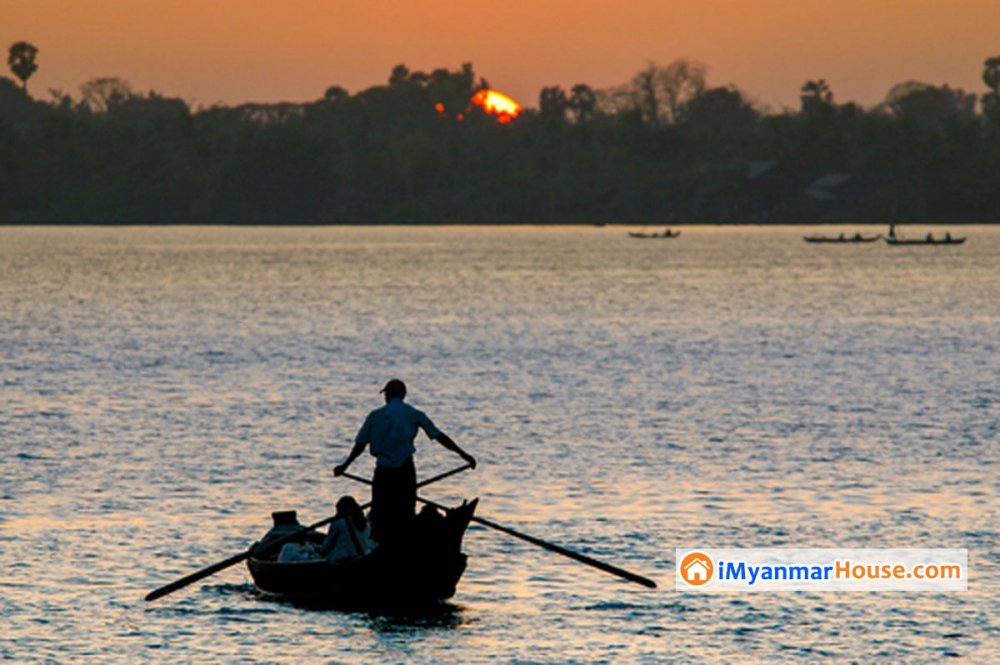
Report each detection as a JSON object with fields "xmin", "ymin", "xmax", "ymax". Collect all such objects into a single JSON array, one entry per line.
[
  {"xmin": 433, "ymin": 432, "xmax": 476, "ymax": 469},
  {"xmin": 333, "ymin": 439, "xmax": 367, "ymax": 476}
]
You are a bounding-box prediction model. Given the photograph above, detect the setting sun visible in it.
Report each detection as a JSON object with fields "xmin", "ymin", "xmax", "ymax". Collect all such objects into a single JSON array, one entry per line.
[{"xmin": 471, "ymin": 90, "xmax": 521, "ymax": 123}]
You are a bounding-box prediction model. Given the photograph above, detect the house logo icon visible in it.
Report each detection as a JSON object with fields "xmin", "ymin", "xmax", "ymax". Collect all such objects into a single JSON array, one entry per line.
[{"xmin": 680, "ymin": 552, "xmax": 714, "ymax": 586}]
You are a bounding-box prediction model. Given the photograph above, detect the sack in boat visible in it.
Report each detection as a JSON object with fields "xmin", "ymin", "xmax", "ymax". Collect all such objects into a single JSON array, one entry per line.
[{"xmin": 277, "ymin": 542, "xmax": 321, "ymax": 562}]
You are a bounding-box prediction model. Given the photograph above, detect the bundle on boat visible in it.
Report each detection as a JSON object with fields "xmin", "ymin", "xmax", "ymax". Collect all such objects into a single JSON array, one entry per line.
[{"xmin": 246, "ymin": 499, "xmax": 478, "ymax": 609}]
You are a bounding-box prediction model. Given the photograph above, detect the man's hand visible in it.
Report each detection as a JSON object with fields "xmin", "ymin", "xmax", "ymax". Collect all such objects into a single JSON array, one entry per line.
[
  {"xmin": 335, "ymin": 441, "xmax": 367, "ymax": 478},
  {"xmin": 434, "ymin": 432, "xmax": 476, "ymax": 469}
]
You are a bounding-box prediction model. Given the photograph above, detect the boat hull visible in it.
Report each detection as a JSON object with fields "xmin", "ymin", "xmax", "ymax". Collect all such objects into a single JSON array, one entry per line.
[
  {"xmin": 884, "ymin": 237, "xmax": 965, "ymax": 245},
  {"xmin": 628, "ymin": 232, "xmax": 680, "ymax": 239},
  {"xmin": 247, "ymin": 499, "xmax": 476, "ymax": 609},
  {"xmin": 803, "ymin": 235, "xmax": 881, "ymax": 243}
]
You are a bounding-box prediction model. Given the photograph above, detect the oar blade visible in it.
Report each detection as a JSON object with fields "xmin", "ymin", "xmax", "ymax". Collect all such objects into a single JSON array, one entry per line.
[
  {"xmin": 415, "ymin": 496, "xmax": 658, "ymax": 589},
  {"xmin": 143, "ymin": 510, "xmax": 359, "ymax": 602},
  {"xmin": 471, "ymin": 514, "xmax": 657, "ymax": 589},
  {"xmin": 145, "ymin": 551, "xmax": 249, "ymax": 601},
  {"xmin": 339, "ymin": 464, "xmax": 658, "ymax": 590}
]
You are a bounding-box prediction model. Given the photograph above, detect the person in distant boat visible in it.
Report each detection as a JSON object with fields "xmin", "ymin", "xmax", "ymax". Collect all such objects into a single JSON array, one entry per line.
[
  {"xmin": 888, "ymin": 218, "xmax": 897, "ymax": 239},
  {"xmin": 926, "ymin": 233, "xmax": 934, "ymax": 242},
  {"xmin": 321, "ymin": 495, "xmax": 373, "ymax": 562},
  {"xmin": 333, "ymin": 379, "xmax": 476, "ymax": 544},
  {"xmin": 945, "ymin": 232, "xmax": 952, "ymax": 241}
]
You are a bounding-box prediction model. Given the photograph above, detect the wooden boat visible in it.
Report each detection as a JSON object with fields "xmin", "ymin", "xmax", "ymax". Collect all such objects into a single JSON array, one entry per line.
[
  {"xmin": 629, "ymin": 230, "xmax": 680, "ymax": 239},
  {"xmin": 885, "ymin": 235, "xmax": 966, "ymax": 246},
  {"xmin": 803, "ymin": 234, "xmax": 881, "ymax": 243},
  {"xmin": 247, "ymin": 499, "xmax": 478, "ymax": 609}
]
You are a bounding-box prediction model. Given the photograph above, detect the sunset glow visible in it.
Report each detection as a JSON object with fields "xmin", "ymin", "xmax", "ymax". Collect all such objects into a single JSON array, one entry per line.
[
  {"xmin": 5, "ymin": 1, "xmax": 1000, "ymax": 110},
  {"xmin": 471, "ymin": 90, "xmax": 521, "ymax": 123}
]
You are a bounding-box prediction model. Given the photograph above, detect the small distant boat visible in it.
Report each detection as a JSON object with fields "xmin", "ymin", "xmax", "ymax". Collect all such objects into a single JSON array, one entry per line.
[
  {"xmin": 804, "ymin": 233, "xmax": 881, "ymax": 243},
  {"xmin": 247, "ymin": 500, "xmax": 477, "ymax": 609},
  {"xmin": 884, "ymin": 235, "xmax": 965, "ymax": 246},
  {"xmin": 629, "ymin": 229, "xmax": 680, "ymax": 239}
]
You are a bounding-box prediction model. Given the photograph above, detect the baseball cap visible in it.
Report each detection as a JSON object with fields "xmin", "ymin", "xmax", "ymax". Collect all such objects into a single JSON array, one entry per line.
[{"xmin": 380, "ymin": 379, "xmax": 407, "ymax": 398}]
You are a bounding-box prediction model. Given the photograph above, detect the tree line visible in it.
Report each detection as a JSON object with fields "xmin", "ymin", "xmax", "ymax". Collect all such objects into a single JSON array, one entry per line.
[{"xmin": 3, "ymin": 42, "xmax": 1000, "ymax": 223}]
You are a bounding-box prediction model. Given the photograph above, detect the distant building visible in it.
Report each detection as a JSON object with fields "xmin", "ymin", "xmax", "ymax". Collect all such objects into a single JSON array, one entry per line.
[
  {"xmin": 805, "ymin": 174, "xmax": 853, "ymax": 201},
  {"xmin": 746, "ymin": 160, "xmax": 800, "ymax": 217},
  {"xmin": 747, "ymin": 160, "xmax": 779, "ymax": 181}
]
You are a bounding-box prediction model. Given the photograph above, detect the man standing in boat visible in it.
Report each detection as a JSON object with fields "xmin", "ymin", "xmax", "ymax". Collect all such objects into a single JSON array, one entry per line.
[{"xmin": 333, "ymin": 379, "xmax": 476, "ymax": 544}]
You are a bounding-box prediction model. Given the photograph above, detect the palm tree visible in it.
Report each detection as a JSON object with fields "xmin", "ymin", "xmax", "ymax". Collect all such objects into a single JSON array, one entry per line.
[
  {"xmin": 800, "ymin": 79, "xmax": 833, "ymax": 113},
  {"xmin": 8, "ymin": 42, "xmax": 39, "ymax": 92}
]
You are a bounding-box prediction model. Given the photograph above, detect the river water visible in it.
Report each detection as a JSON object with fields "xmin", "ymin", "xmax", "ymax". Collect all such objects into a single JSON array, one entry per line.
[{"xmin": 1, "ymin": 225, "xmax": 997, "ymax": 663}]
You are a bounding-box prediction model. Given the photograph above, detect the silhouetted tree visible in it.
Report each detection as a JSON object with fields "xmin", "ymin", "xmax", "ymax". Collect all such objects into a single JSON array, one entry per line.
[
  {"xmin": 983, "ymin": 56, "xmax": 1000, "ymax": 94},
  {"xmin": 631, "ymin": 63, "xmax": 661, "ymax": 125},
  {"xmin": 800, "ymin": 79, "xmax": 834, "ymax": 114},
  {"xmin": 48, "ymin": 87, "xmax": 74, "ymax": 110},
  {"xmin": 389, "ymin": 64, "xmax": 410, "ymax": 86},
  {"xmin": 0, "ymin": 75, "xmax": 39, "ymax": 123},
  {"xmin": 539, "ymin": 86, "xmax": 569, "ymax": 124},
  {"xmin": 2, "ymin": 56, "xmax": 999, "ymax": 224},
  {"xmin": 983, "ymin": 56, "xmax": 1000, "ymax": 121},
  {"xmin": 8, "ymin": 42, "xmax": 38, "ymax": 92},
  {"xmin": 324, "ymin": 85, "xmax": 349, "ymax": 103},
  {"xmin": 625, "ymin": 59, "xmax": 707, "ymax": 125},
  {"xmin": 885, "ymin": 81, "xmax": 976, "ymax": 128},
  {"xmin": 658, "ymin": 59, "xmax": 707, "ymax": 123},
  {"xmin": 112, "ymin": 90, "xmax": 191, "ymax": 129},
  {"xmin": 569, "ymin": 84, "xmax": 597, "ymax": 122},
  {"xmin": 80, "ymin": 77, "xmax": 134, "ymax": 113},
  {"xmin": 679, "ymin": 85, "xmax": 758, "ymax": 130}
]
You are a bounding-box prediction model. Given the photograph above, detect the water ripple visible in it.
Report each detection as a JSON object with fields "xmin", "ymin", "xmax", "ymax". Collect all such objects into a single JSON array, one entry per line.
[{"xmin": 0, "ymin": 225, "xmax": 997, "ymax": 664}]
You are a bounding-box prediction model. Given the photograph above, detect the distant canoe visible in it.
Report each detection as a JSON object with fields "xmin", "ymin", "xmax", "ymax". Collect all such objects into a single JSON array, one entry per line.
[
  {"xmin": 629, "ymin": 230, "xmax": 680, "ymax": 239},
  {"xmin": 884, "ymin": 236, "xmax": 966, "ymax": 246},
  {"xmin": 804, "ymin": 234, "xmax": 881, "ymax": 243}
]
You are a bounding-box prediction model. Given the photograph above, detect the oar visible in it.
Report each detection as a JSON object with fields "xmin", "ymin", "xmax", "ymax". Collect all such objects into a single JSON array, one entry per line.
[
  {"xmin": 144, "ymin": 463, "xmax": 473, "ymax": 602},
  {"xmin": 143, "ymin": 503, "xmax": 371, "ymax": 602},
  {"xmin": 339, "ymin": 471, "xmax": 658, "ymax": 589},
  {"xmin": 413, "ymin": 462, "xmax": 474, "ymax": 488}
]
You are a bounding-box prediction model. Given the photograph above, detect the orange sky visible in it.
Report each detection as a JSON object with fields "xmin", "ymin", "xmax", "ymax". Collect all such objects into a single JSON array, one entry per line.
[{"xmin": 5, "ymin": 0, "xmax": 999, "ymax": 111}]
